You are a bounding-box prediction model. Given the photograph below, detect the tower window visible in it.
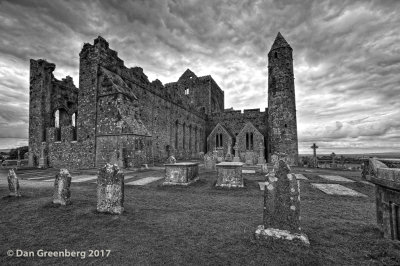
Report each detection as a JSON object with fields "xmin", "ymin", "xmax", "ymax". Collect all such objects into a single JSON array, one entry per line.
[
  {"xmin": 185, "ymin": 88, "xmax": 190, "ymax": 95},
  {"xmin": 284, "ymin": 124, "xmax": 287, "ymax": 128},
  {"xmin": 274, "ymin": 52, "xmax": 278, "ymax": 59}
]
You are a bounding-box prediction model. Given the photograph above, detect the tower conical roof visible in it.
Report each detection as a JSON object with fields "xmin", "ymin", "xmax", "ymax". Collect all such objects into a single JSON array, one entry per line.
[{"xmin": 270, "ymin": 32, "xmax": 292, "ymax": 51}]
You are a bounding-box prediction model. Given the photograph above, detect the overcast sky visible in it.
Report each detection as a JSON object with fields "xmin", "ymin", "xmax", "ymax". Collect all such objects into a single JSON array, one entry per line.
[{"xmin": 0, "ymin": 0, "xmax": 399, "ymax": 154}]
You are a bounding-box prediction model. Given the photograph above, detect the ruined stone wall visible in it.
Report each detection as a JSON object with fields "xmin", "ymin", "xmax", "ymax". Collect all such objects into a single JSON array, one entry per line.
[
  {"xmin": 207, "ymin": 109, "xmax": 268, "ymax": 153},
  {"xmin": 89, "ymin": 37, "xmax": 207, "ymax": 163},
  {"xmin": 206, "ymin": 124, "xmax": 233, "ymax": 156},
  {"xmin": 28, "ymin": 59, "xmax": 78, "ymax": 167},
  {"xmin": 267, "ymin": 35, "xmax": 298, "ymax": 165}
]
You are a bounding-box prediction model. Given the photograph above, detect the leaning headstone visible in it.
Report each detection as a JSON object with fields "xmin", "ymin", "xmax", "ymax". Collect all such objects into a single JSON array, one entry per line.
[
  {"xmin": 8, "ymin": 169, "xmax": 21, "ymax": 197},
  {"xmin": 97, "ymin": 163, "xmax": 124, "ymax": 214},
  {"xmin": 255, "ymin": 160, "xmax": 309, "ymax": 245},
  {"xmin": 166, "ymin": 156, "xmax": 176, "ymax": 164},
  {"xmin": 53, "ymin": 169, "xmax": 72, "ymax": 205}
]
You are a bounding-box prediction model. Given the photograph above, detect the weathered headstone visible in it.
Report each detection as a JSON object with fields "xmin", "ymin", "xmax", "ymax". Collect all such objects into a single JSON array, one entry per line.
[
  {"xmin": 204, "ymin": 152, "xmax": 216, "ymax": 170},
  {"xmin": 38, "ymin": 144, "xmax": 47, "ymax": 168},
  {"xmin": 233, "ymin": 143, "xmax": 240, "ymax": 162},
  {"xmin": 225, "ymin": 142, "xmax": 233, "ymax": 162},
  {"xmin": 53, "ymin": 169, "xmax": 72, "ymax": 205},
  {"xmin": 255, "ymin": 160, "xmax": 309, "ymax": 245},
  {"xmin": 97, "ymin": 163, "xmax": 124, "ymax": 214},
  {"xmin": 166, "ymin": 155, "xmax": 176, "ymax": 164},
  {"xmin": 258, "ymin": 142, "xmax": 266, "ymax": 164},
  {"xmin": 198, "ymin": 152, "xmax": 205, "ymax": 160},
  {"xmin": 8, "ymin": 169, "xmax": 21, "ymax": 197},
  {"xmin": 245, "ymin": 152, "xmax": 254, "ymax": 165}
]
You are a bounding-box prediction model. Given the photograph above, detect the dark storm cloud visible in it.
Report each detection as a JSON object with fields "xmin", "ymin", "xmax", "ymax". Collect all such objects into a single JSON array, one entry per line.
[{"xmin": 0, "ymin": 0, "xmax": 399, "ymax": 152}]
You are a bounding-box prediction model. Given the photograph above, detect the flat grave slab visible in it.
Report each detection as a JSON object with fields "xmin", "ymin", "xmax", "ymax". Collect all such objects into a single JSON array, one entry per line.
[
  {"xmin": 319, "ymin": 175, "xmax": 354, "ymax": 182},
  {"xmin": 294, "ymin": 174, "xmax": 308, "ymax": 180},
  {"xmin": 26, "ymin": 176, "xmax": 51, "ymax": 180},
  {"xmin": 71, "ymin": 175, "xmax": 97, "ymax": 183},
  {"xmin": 312, "ymin": 183, "xmax": 366, "ymax": 197},
  {"xmin": 242, "ymin": 169, "xmax": 256, "ymax": 174},
  {"xmin": 126, "ymin": 176, "xmax": 163, "ymax": 186}
]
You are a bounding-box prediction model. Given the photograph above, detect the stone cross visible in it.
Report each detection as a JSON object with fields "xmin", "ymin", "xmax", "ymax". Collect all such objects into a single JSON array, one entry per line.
[
  {"xmin": 233, "ymin": 143, "xmax": 240, "ymax": 162},
  {"xmin": 8, "ymin": 169, "xmax": 21, "ymax": 197},
  {"xmin": 255, "ymin": 159, "xmax": 309, "ymax": 245},
  {"xmin": 227, "ymin": 141, "xmax": 232, "ymax": 155},
  {"xmin": 310, "ymin": 143, "xmax": 318, "ymax": 157},
  {"xmin": 53, "ymin": 169, "xmax": 72, "ymax": 205},
  {"xmin": 331, "ymin": 152, "xmax": 336, "ymax": 164},
  {"xmin": 97, "ymin": 163, "xmax": 124, "ymax": 214}
]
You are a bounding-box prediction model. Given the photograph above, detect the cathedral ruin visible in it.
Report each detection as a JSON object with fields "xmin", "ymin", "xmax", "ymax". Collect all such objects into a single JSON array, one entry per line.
[{"xmin": 28, "ymin": 33, "xmax": 298, "ymax": 169}]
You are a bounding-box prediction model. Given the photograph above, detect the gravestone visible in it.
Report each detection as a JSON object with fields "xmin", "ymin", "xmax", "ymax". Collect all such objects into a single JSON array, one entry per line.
[
  {"xmin": 245, "ymin": 152, "xmax": 254, "ymax": 165},
  {"xmin": 38, "ymin": 144, "xmax": 47, "ymax": 168},
  {"xmin": 166, "ymin": 155, "xmax": 176, "ymax": 164},
  {"xmin": 310, "ymin": 143, "xmax": 318, "ymax": 168},
  {"xmin": 233, "ymin": 143, "xmax": 240, "ymax": 162},
  {"xmin": 8, "ymin": 169, "xmax": 21, "ymax": 197},
  {"xmin": 53, "ymin": 169, "xmax": 72, "ymax": 205},
  {"xmin": 198, "ymin": 152, "xmax": 205, "ymax": 160},
  {"xmin": 204, "ymin": 153, "xmax": 216, "ymax": 170},
  {"xmin": 225, "ymin": 142, "xmax": 233, "ymax": 162},
  {"xmin": 215, "ymin": 162, "xmax": 244, "ymax": 188},
  {"xmin": 255, "ymin": 159, "xmax": 309, "ymax": 245},
  {"xmin": 257, "ymin": 142, "xmax": 266, "ymax": 164},
  {"xmin": 97, "ymin": 163, "xmax": 124, "ymax": 214}
]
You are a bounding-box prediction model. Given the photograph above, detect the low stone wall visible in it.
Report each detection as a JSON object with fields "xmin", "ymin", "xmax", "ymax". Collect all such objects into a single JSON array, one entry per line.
[{"xmin": 365, "ymin": 158, "xmax": 400, "ymax": 241}]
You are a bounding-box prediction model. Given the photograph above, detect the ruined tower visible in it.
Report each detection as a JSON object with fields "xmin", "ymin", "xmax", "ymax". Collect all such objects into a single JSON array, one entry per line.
[
  {"xmin": 267, "ymin": 32, "xmax": 299, "ymax": 165},
  {"xmin": 28, "ymin": 59, "xmax": 55, "ymax": 166}
]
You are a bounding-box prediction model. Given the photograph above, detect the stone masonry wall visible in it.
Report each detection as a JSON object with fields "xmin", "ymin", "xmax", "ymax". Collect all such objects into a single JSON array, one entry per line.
[{"xmin": 207, "ymin": 109, "xmax": 268, "ymax": 154}]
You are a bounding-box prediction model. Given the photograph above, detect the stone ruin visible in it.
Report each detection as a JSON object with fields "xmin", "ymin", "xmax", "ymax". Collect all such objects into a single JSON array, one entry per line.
[
  {"xmin": 255, "ymin": 159, "xmax": 309, "ymax": 245},
  {"xmin": 7, "ymin": 169, "xmax": 21, "ymax": 197},
  {"xmin": 97, "ymin": 163, "xmax": 124, "ymax": 214},
  {"xmin": 363, "ymin": 158, "xmax": 400, "ymax": 241},
  {"xmin": 28, "ymin": 33, "xmax": 299, "ymax": 170},
  {"xmin": 53, "ymin": 169, "xmax": 72, "ymax": 205}
]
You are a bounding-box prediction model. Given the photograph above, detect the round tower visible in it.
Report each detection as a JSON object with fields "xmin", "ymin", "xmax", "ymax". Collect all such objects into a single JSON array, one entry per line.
[{"xmin": 267, "ymin": 32, "xmax": 299, "ymax": 165}]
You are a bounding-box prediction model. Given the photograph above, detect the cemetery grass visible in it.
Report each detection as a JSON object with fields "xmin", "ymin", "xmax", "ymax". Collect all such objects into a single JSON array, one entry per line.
[{"xmin": 1, "ymin": 168, "xmax": 400, "ymax": 265}]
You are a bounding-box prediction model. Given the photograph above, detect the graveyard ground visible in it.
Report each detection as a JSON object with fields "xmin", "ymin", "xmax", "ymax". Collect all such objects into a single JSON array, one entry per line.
[{"xmin": 1, "ymin": 166, "xmax": 400, "ymax": 265}]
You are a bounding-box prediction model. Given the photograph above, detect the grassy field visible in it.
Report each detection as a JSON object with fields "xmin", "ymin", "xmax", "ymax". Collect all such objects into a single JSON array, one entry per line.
[{"xmin": 1, "ymin": 167, "xmax": 400, "ymax": 265}]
